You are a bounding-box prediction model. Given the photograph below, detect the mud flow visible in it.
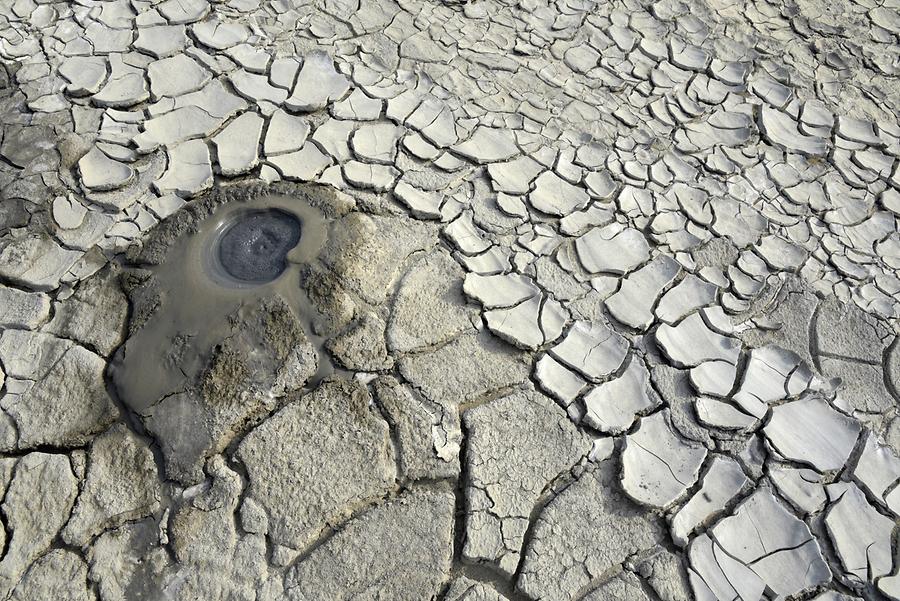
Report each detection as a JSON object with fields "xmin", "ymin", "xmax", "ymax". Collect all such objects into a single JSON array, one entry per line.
[{"xmin": 109, "ymin": 185, "xmax": 336, "ymax": 484}]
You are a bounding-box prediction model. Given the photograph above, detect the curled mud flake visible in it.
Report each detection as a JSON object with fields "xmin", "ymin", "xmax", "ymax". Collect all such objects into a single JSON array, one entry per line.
[{"xmin": 214, "ymin": 210, "xmax": 301, "ymax": 284}]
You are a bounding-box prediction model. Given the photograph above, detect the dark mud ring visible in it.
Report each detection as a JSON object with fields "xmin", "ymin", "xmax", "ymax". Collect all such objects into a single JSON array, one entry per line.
[{"xmin": 125, "ymin": 181, "xmax": 350, "ymax": 270}]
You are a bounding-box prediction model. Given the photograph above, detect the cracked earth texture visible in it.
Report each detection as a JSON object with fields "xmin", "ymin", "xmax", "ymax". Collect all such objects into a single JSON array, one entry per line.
[{"xmin": 1, "ymin": 0, "xmax": 900, "ymax": 598}]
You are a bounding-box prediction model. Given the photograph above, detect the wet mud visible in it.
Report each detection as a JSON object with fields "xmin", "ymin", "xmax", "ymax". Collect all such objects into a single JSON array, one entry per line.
[{"xmin": 109, "ymin": 183, "xmax": 351, "ymax": 483}]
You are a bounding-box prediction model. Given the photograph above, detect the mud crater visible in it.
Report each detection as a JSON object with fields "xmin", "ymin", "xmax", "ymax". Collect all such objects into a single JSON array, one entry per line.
[
  {"xmin": 110, "ymin": 183, "xmax": 346, "ymax": 484},
  {"xmin": 213, "ymin": 209, "xmax": 301, "ymax": 284}
]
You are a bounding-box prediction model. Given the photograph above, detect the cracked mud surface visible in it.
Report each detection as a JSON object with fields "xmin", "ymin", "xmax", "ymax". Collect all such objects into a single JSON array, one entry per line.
[{"xmin": 1, "ymin": 0, "xmax": 900, "ymax": 598}]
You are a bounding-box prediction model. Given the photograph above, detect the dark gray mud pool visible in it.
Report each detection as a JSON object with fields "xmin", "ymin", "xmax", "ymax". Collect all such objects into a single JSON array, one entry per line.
[{"xmin": 215, "ymin": 209, "xmax": 302, "ymax": 284}]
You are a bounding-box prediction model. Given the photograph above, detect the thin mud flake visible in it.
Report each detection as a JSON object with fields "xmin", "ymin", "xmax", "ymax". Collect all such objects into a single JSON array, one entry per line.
[
  {"xmin": 655, "ymin": 313, "xmax": 741, "ymax": 368},
  {"xmin": 528, "ymin": 170, "xmax": 591, "ymax": 216},
  {"xmin": 621, "ymin": 410, "xmax": 707, "ymax": 509},
  {"xmin": 153, "ymin": 139, "xmax": 214, "ymax": 198},
  {"xmin": 212, "ymin": 111, "xmax": 263, "ymax": 176},
  {"xmin": 574, "ymin": 223, "xmax": 651, "ymax": 275},
  {"xmin": 284, "ymin": 51, "xmax": 350, "ymax": 112},
  {"xmin": 451, "ymin": 125, "xmax": 520, "ymax": 164},
  {"xmin": 583, "ymin": 355, "xmax": 660, "ymax": 433},
  {"xmin": 79, "ymin": 146, "xmax": 135, "ymax": 191},
  {"xmin": 709, "ymin": 489, "xmax": 831, "ymax": 596},
  {"xmin": 763, "ymin": 397, "xmax": 861, "ymax": 472},
  {"xmin": 670, "ymin": 456, "xmax": 749, "ymax": 547},
  {"xmin": 824, "ymin": 482, "xmax": 895, "ymax": 584},
  {"xmin": 548, "ymin": 320, "xmax": 630, "ymax": 382},
  {"xmin": 606, "ymin": 254, "xmax": 681, "ymax": 330}
]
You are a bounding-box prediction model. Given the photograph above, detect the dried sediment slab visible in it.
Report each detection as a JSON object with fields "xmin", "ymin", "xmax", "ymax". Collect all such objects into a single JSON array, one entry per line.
[
  {"xmin": 0, "ymin": 330, "xmax": 118, "ymax": 451},
  {"xmin": 235, "ymin": 378, "xmax": 397, "ymax": 553},
  {"xmin": 516, "ymin": 459, "xmax": 665, "ymax": 601},
  {"xmin": 5, "ymin": 0, "xmax": 900, "ymax": 593},
  {"xmin": 110, "ymin": 183, "xmax": 342, "ymax": 484},
  {"xmin": 283, "ymin": 488, "xmax": 455, "ymax": 600},
  {"xmin": 462, "ymin": 388, "xmax": 593, "ymax": 577}
]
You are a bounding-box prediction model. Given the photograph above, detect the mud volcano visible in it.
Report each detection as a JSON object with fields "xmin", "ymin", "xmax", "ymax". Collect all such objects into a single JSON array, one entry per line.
[{"xmin": 110, "ymin": 184, "xmax": 336, "ymax": 484}]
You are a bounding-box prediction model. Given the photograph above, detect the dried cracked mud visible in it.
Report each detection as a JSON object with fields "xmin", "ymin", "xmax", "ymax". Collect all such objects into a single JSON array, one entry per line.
[{"xmin": 1, "ymin": 0, "xmax": 900, "ymax": 598}]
